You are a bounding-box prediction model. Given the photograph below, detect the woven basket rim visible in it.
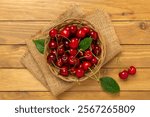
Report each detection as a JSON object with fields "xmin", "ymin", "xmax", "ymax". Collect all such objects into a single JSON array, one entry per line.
[{"xmin": 44, "ymin": 18, "xmax": 106, "ymax": 82}]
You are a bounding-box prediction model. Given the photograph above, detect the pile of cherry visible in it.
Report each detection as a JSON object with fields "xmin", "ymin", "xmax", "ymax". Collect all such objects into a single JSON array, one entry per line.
[{"xmin": 47, "ymin": 25, "xmax": 101, "ymax": 78}]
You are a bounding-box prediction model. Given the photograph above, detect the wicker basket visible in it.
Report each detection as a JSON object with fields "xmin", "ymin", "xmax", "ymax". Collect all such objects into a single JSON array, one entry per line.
[{"xmin": 44, "ymin": 19, "xmax": 106, "ymax": 82}]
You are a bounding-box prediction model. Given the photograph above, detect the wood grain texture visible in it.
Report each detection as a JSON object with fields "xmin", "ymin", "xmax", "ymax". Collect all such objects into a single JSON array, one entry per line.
[
  {"xmin": 0, "ymin": 91, "xmax": 149, "ymax": 100},
  {"xmin": 0, "ymin": 21, "xmax": 150, "ymax": 44},
  {"xmin": 0, "ymin": 45, "xmax": 150, "ymax": 68},
  {"xmin": 0, "ymin": 68, "xmax": 150, "ymax": 91},
  {"xmin": 0, "ymin": 0, "xmax": 150, "ymax": 20}
]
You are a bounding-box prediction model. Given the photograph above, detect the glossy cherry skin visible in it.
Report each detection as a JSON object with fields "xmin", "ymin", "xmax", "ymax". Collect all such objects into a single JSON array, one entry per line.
[
  {"xmin": 55, "ymin": 57, "xmax": 63, "ymax": 67},
  {"xmin": 84, "ymin": 50, "xmax": 93, "ymax": 60},
  {"xmin": 60, "ymin": 29, "xmax": 70, "ymax": 38},
  {"xmin": 76, "ymin": 68, "xmax": 85, "ymax": 78},
  {"xmin": 57, "ymin": 47, "xmax": 65, "ymax": 55},
  {"xmin": 70, "ymin": 25, "xmax": 77, "ymax": 34},
  {"xmin": 49, "ymin": 28, "xmax": 58, "ymax": 38},
  {"xmin": 119, "ymin": 70, "xmax": 129, "ymax": 80},
  {"xmin": 47, "ymin": 53, "xmax": 56, "ymax": 64},
  {"xmin": 128, "ymin": 66, "xmax": 136, "ymax": 75},
  {"xmin": 91, "ymin": 57, "xmax": 98, "ymax": 65},
  {"xmin": 82, "ymin": 26, "xmax": 90, "ymax": 34},
  {"xmin": 69, "ymin": 38, "xmax": 79, "ymax": 49},
  {"xmin": 64, "ymin": 25, "xmax": 70, "ymax": 31},
  {"xmin": 64, "ymin": 40, "xmax": 69, "ymax": 49},
  {"xmin": 61, "ymin": 53, "xmax": 69, "ymax": 64},
  {"xmin": 76, "ymin": 29, "xmax": 86, "ymax": 38},
  {"xmin": 78, "ymin": 64, "xmax": 83, "ymax": 69},
  {"xmin": 48, "ymin": 40, "xmax": 57, "ymax": 49},
  {"xmin": 50, "ymin": 49, "xmax": 57, "ymax": 56},
  {"xmin": 82, "ymin": 61, "xmax": 92, "ymax": 71},
  {"xmin": 68, "ymin": 56, "xmax": 77, "ymax": 65},
  {"xmin": 70, "ymin": 67, "xmax": 76, "ymax": 75},
  {"xmin": 69, "ymin": 49, "xmax": 77, "ymax": 56},
  {"xmin": 90, "ymin": 30, "xmax": 98, "ymax": 41},
  {"xmin": 60, "ymin": 66, "xmax": 69, "ymax": 76},
  {"xmin": 93, "ymin": 45, "xmax": 101, "ymax": 56},
  {"xmin": 78, "ymin": 51, "xmax": 84, "ymax": 57}
]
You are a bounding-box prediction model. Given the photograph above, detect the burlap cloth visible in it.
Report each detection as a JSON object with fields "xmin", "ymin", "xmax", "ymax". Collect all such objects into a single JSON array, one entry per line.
[{"xmin": 21, "ymin": 6, "xmax": 121, "ymax": 97}]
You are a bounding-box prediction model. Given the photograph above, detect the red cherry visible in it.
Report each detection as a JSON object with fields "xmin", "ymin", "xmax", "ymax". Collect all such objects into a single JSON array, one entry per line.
[
  {"xmin": 48, "ymin": 40, "xmax": 57, "ymax": 49},
  {"xmin": 82, "ymin": 61, "xmax": 92, "ymax": 71},
  {"xmin": 75, "ymin": 58, "xmax": 80, "ymax": 67},
  {"xmin": 47, "ymin": 54, "xmax": 56, "ymax": 63},
  {"xmin": 76, "ymin": 29, "xmax": 86, "ymax": 38},
  {"xmin": 64, "ymin": 40, "xmax": 69, "ymax": 49},
  {"xmin": 70, "ymin": 25, "xmax": 77, "ymax": 34},
  {"xmin": 93, "ymin": 45, "xmax": 101, "ymax": 56},
  {"xmin": 82, "ymin": 26, "xmax": 90, "ymax": 34},
  {"xmin": 55, "ymin": 57, "xmax": 63, "ymax": 67},
  {"xmin": 90, "ymin": 30, "xmax": 98, "ymax": 41},
  {"xmin": 84, "ymin": 50, "xmax": 93, "ymax": 60},
  {"xmin": 76, "ymin": 68, "xmax": 85, "ymax": 78},
  {"xmin": 57, "ymin": 47, "xmax": 65, "ymax": 55},
  {"xmin": 61, "ymin": 53, "xmax": 69, "ymax": 64},
  {"xmin": 50, "ymin": 49, "xmax": 57, "ymax": 56},
  {"xmin": 119, "ymin": 70, "xmax": 129, "ymax": 80},
  {"xmin": 69, "ymin": 38, "xmax": 79, "ymax": 49},
  {"xmin": 60, "ymin": 29, "xmax": 70, "ymax": 38},
  {"xmin": 78, "ymin": 64, "xmax": 83, "ymax": 69},
  {"xmin": 68, "ymin": 56, "xmax": 77, "ymax": 65},
  {"xmin": 91, "ymin": 57, "xmax": 98, "ymax": 65},
  {"xmin": 70, "ymin": 67, "xmax": 76, "ymax": 74},
  {"xmin": 49, "ymin": 29, "xmax": 58, "ymax": 38},
  {"xmin": 91, "ymin": 43, "xmax": 95, "ymax": 50},
  {"xmin": 69, "ymin": 49, "xmax": 77, "ymax": 56},
  {"xmin": 64, "ymin": 25, "xmax": 70, "ymax": 31},
  {"xmin": 60, "ymin": 66, "xmax": 69, "ymax": 76},
  {"xmin": 128, "ymin": 66, "xmax": 136, "ymax": 75},
  {"xmin": 78, "ymin": 51, "xmax": 84, "ymax": 57}
]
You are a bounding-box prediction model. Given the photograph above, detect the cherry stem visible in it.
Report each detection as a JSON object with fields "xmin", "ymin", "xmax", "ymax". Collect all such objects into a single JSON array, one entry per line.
[
  {"xmin": 75, "ymin": 49, "xmax": 82, "ymax": 57},
  {"xmin": 88, "ymin": 67, "xmax": 99, "ymax": 81},
  {"xmin": 51, "ymin": 61, "xmax": 61, "ymax": 69},
  {"xmin": 58, "ymin": 34, "xmax": 71, "ymax": 42},
  {"xmin": 91, "ymin": 52, "xmax": 99, "ymax": 60}
]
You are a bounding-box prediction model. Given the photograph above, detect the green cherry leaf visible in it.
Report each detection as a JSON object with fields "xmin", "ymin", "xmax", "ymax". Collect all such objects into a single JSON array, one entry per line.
[
  {"xmin": 33, "ymin": 39, "xmax": 45, "ymax": 54},
  {"xmin": 99, "ymin": 77, "xmax": 120, "ymax": 93},
  {"xmin": 79, "ymin": 37, "xmax": 92, "ymax": 51}
]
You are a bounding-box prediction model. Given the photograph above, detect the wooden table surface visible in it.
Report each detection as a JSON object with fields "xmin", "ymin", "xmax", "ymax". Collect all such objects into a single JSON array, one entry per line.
[{"xmin": 0, "ymin": 0, "xmax": 150, "ymax": 100}]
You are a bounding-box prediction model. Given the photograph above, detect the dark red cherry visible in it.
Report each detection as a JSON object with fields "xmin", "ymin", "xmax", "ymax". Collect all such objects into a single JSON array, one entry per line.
[
  {"xmin": 128, "ymin": 66, "xmax": 136, "ymax": 75},
  {"xmin": 60, "ymin": 66, "xmax": 69, "ymax": 76},
  {"xmin": 61, "ymin": 53, "xmax": 69, "ymax": 64},
  {"xmin": 48, "ymin": 40, "xmax": 57, "ymax": 49},
  {"xmin": 64, "ymin": 40, "xmax": 69, "ymax": 49},
  {"xmin": 76, "ymin": 29, "xmax": 86, "ymax": 38},
  {"xmin": 93, "ymin": 45, "xmax": 101, "ymax": 56},
  {"xmin": 90, "ymin": 30, "xmax": 98, "ymax": 41},
  {"xmin": 75, "ymin": 58, "xmax": 80, "ymax": 67},
  {"xmin": 76, "ymin": 68, "xmax": 85, "ymax": 78},
  {"xmin": 119, "ymin": 70, "xmax": 129, "ymax": 80},
  {"xmin": 57, "ymin": 47, "xmax": 65, "ymax": 55},
  {"xmin": 68, "ymin": 56, "xmax": 77, "ymax": 65},
  {"xmin": 55, "ymin": 57, "xmax": 63, "ymax": 67},
  {"xmin": 91, "ymin": 43, "xmax": 95, "ymax": 50},
  {"xmin": 70, "ymin": 67, "xmax": 76, "ymax": 75},
  {"xmin": 50, "ymin": 49, "xmax": 57, "ymax": 56},
  {"xmin": 82, "ymin": 26, "xmax": 90, "ymax": 34},
  {"xmin": 69, "ymin": 38, "xmax": 79, "ymax": 49},
  {"xmin": 60, "ymin": 29, "xmax": 70, "ymax": 38},
  {"xmin": 69, "ymin": 49, "xmax": 77, "ymax": 56},
  {"xmin": 64, "ymin": 25, "xmax": 70, "ymax": 31},
  {"xmin": 70, "ymin": 25, "xmax": 77, "ymax": 34},
  {"xmin": 78, "ymin": 64, "xmax": 83, "ymax": 69},
  {"xmin": 84, "ymin": 50, "xmax": 93, "ymax": 60},
  {"xmin": 91, "ymin": 57, "xmax": 98, "ymax": 65},
  {"xmin": 47, "ymin": 54, "xmax": 56, "ymax": 63},
  {"xmin": 49, "ymin": 28, "xmax": 58, "ymax": 38},
  {"xmin": 82, "ymin": 61, "xmax": 92, "ymax": 71},
  {"xmin": 78, "ymin": 51, "xmax": 84, "ymax": 57}
]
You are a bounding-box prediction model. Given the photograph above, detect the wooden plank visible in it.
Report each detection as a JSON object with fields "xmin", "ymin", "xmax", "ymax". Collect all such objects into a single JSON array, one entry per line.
[
  {"xmin": 0, "ymin": 21, "xmax": 150, "ymax": 44},
  {"xmin": 0, "ymin": 91, "xmax": 150, "ymax": 100},
  {"xmin": 0, "ymin": 45, "xmax": 150, "ymax": 68},
  {"xmin": 0, "ymin": 68, "xmax": 150, "ymax": 91},
  {"xmin": 0, "ymin": 0, "xmax": 150, "ymax": 20}
]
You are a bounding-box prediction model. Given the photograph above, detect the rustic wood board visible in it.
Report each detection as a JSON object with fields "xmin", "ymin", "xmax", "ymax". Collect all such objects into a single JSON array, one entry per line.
[{"xmin": 0, "ymin": 0, "xmax": 150, "ymax": 99}]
